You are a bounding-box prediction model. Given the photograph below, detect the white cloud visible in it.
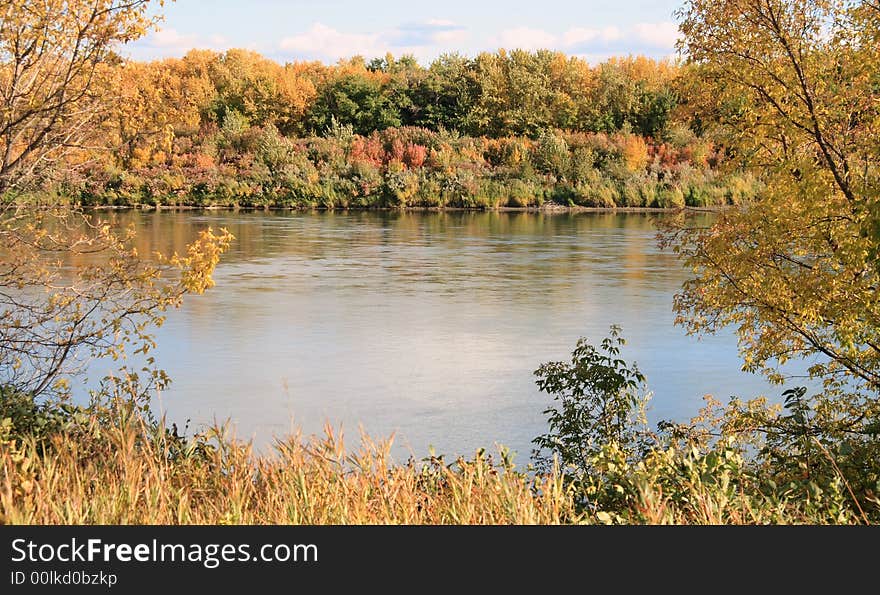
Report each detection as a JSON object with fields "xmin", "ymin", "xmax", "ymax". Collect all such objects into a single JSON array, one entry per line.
[
  {"xmin": 562, "ymin": 26, "xmax": 621, "ymax": 46},
  {"xmin": 208, "ymin": 34, "xmax": 229, "ymax": 46},
  {"xmin": 494, "ymin": 27, "xmax": 558, "ymax": 51},
  {"xmin": 279, "ymin": 21, "xmax": 469, "ymax": 62},
  {"xmin": 124, "ymin": 28, "xmax": 231, "ymax": 59},
  {"xmin": 556, "ymin": 21, "xmax": 679, "ymax": 64},
  {"xmin": 425, "ymin": 19, "xmax": 457, "ymax": 27},
  {"xmin": 127, "ymin": 19, "xmax": 680, "ymax": 65},
  {"xmin": 427, "ymin": 28, "xmax": 468, "ymax": 45},
  {"xmin": 280, "ymin": 23, "xmax": 384, "ymax": 62},
  {"xmin": 391, "ymin": 20, "xmax": 468, "ymax": 51},
  {"xmin": 152, "ymin": 28, "xmax": 198, "ymax": 49},
  {"xmin": 489, "ymin": 21, "xmax": 677, "ymax": 57},
  {"xmin": 631, "ymin": 21, "xmax": 681, "ymax": 48}
]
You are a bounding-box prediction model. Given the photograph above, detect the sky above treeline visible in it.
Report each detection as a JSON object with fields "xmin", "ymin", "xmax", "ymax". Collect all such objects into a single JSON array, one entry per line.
[{"xmin": 124, "ymin": 0, "xmax": 686, "ymax": 65}]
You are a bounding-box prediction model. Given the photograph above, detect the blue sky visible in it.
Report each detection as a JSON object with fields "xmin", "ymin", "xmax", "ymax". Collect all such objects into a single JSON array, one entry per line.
[{"xmin": 124, "ymin": 0, "xmax": 687, "ymax": 64}]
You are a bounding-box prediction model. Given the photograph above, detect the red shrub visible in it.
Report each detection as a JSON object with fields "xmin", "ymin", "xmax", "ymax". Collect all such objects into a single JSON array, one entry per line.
[{"xmin": 403, "ymin": 143, "xmax": 427, "ymax": 168}]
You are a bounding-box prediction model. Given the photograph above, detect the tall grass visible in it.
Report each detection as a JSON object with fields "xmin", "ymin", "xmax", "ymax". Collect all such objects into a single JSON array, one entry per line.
[
  {"xmin": 1, "ymin": 400, "xmax": 871, "ymax": 525},
  {"xmin": 0, "ymin": 406, "xmax": 577, "ymax": 525}
]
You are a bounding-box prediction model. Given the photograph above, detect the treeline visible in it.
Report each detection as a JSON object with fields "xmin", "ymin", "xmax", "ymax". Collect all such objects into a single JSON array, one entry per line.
[
  {"xmin": 41, "ymin": 49, "xmax": 755, "ymax": 208},
  {"xmin": 113, "ymin": 49, "xmax": 682, "ymax": 149}
]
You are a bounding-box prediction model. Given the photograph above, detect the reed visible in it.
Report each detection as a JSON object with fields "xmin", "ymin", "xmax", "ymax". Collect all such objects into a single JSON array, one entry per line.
[
  {"xmin": 2, "ymin": 403, "xmax": 865, "ymax": 525},
  {"xmin": 0, "ymin": 409, "xmax": 578, "ymax": 525}
]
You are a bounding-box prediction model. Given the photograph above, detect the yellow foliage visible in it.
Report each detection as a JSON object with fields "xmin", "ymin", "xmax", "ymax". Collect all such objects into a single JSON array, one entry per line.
[
  {"xmin": 666, "ymin": 0, "xmax": 880, "ymax": 390},
  {"xmin": 169, "ymin": 228, "xmax": 236, "ymax": 294},
  {"xmin": 0, "ymin": 0, "xmax": 159, "ymax": 189},
  {"xmin": 620, "ymin": 135, "xmax": 649, "ymax": 172},
  {"xmin": 1, "ymin": 211, "xmax": 233, "ymax": 397}
]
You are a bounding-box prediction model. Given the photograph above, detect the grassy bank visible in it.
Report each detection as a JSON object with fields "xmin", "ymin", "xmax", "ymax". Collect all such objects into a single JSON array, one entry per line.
[
  {"xmin": 0, "ymin": 403, "xmax": 576, "ymax": 525},
  {"xmin": 2, "ymin": 406, "xmax": 871, "ymax": 525},
  {"xmin": 41, "ymin": 128, "xmax": 760, "ymax": 210}
]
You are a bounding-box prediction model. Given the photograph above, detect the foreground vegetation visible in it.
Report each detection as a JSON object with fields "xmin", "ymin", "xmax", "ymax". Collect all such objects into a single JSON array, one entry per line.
[{"xmin": 0, "ymin": 397, "xmax": 577, "ymax": 524}]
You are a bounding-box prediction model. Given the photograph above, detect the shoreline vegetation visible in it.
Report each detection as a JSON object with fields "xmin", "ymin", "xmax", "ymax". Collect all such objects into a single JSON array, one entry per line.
[
  {"xmin": 23, "ymin": 125, "xmax": 757, "ymax": 210},
  {"xmin": 35, "ymin": 203, "xmax": 724, "ymax": 213}
]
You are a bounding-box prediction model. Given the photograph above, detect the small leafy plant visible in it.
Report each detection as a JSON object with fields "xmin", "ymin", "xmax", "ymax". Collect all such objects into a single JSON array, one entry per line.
[{"xmin": 532, "ymin": 325, "xmax": 651, "ymax": 483}]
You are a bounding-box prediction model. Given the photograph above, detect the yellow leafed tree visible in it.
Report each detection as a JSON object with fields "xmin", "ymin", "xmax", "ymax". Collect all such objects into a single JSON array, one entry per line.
[
  {"xmin": 0, "ymin": 0, "xmax": 234, "ymax": 400},
  {"xmin": 666, "ymin": 0, "xmax": 880, "ymax": 393},
  {"xmin": 0, "ymin": 0, "xmax": 162, "ymax": 191}
]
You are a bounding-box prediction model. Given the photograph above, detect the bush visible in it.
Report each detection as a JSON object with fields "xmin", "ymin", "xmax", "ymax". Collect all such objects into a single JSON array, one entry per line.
[
  {"xmin": 485, "ymin": 137, "xmax": 532, "ymax": 168},
  {"xmin": 531, "ymin": 330, "xmax": 880, "ymax": 523},
  {"xmin": 532, "ymin": 326, "xmax": 651, "ymax": 483},
  {"xmin": 617, "ymin": 179, "xmax": 646, "ymax": 207},
  {"xmin": 256, "ymin": 125, "xmax": 299, "ymax": 174},
  {"xmin": 653, "ymin": 184, "xmax": 685, "ymax": 208},
  {"xmin": 531, "ymin": 131, "xmax": 571, "ymax": 181},
  {"xmin": 0, "ymin": 386, "xmax": 78, "ymax": 445},
  {"xmin": 412, "ymin": 173, "xmax": 443, "ymax": 207},
  {"xmin": 569, "ymin": 147, "xmax": 597, "ymax": 185},
  {"xmin": 384, "ymin": 161, "xmax": 421, "ymax": 207},
  {"xmin": 504, "ymin": 178, "xmax": 541, "ymax": 207}
]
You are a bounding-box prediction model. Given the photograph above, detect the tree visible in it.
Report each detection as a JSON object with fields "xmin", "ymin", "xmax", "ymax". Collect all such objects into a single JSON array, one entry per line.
[
  {"xmin": 0, "ymin": 0, "xmax": 158, "ymax": 192},
  {"xmin": 306, "ymin": 71, "xmax": 402, "ymax": 135},
  {"xmin": 111, "ymin": 59, "xmax": 183, "ymax": 168},
  {"xmin": 0, "ymin": 0, "xmax": 235, "ymax": 403},
  {"xmin": 470, "ymin": 50, "xmax": 580, "ymax": 137},
  {"xmin": 409, "ymin": 53, "xmax": 480, "ymax": 133},
  {"xmin": 583, "ymin": 56, "xmax": 680, "ymax": 136},
  {"xmin": 206, "ymin": 49, "xmax": 316, "ymax": 135},
  {"xmin": 532, "ymin": 326, "xmax": 650, "ymax": 474},
  {"xmin": 665, "ymin": 0, "xmax": 880, "ymax": 393}
]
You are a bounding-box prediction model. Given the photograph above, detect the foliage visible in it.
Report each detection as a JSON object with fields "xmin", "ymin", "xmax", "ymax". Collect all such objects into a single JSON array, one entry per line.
[
  {"xmin": 0, "ymin": 209, "xmax": 233, "ymax": 400},
  {"xmin": 0, "ymin": 385, "xmax": 80, "ymax": 446},
  {"xmin": 53, "ymin": 126, "xmax": 749, "ymax": 209},
  {"xmin": 0, "ymin": 4, "xmax": 739, "ymax": 210},
  {"xmin": 531, "ymin": 330, "xmax": 880, "ymax": 523},
  {"xmin": 306, "ymin": 72, "xmax": 402, "ymax": 135},
  {"xmin": 4, "ymin": 330, "xmax": 876, "ymax": 525},
  {"xmin": 532, "ymin": 326, "xmax": 651, "ymax": 488},
  {"xmin": 532, "ymin": 131, "xmax": 571, "ymax": 180},
  {"xmin": 663, "ymin": 0, "xmax": 880, "ymax": 391},
  {"xmin": 0, "ymin": 0, "xmax": 158, "ymax": 191}
]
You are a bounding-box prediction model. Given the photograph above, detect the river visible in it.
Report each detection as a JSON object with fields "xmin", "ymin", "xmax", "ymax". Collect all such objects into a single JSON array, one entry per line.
[{"xmin": 81, "ymin": 209, "xmax": 790, "ymax": 462}]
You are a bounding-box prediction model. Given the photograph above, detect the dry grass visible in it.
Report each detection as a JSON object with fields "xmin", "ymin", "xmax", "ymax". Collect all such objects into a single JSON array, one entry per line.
[
  {"xmin": 2, "ymin": 406, "xmax": 870, "ymax": 525},
  {"xmin": 0, "ymin": 411, "xmax": 580, "ymax": 525}
]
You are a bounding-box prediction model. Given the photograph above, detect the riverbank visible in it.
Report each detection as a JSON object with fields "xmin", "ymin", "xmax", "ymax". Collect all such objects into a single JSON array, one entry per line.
[
  {"xmin": 71, "ymin": 202, "xmax": 724, "ymax": 213},
  {"xmin": 26, "ymin": 128, "xmax": 760, "ymax": 211}
]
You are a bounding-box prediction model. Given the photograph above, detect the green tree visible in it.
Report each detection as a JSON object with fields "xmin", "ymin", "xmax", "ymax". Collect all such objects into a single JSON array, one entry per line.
[
  {"xmin": 306, "ymin": 72, "xmax": 402, "ymax": 135},
  {"xmin": 470, "ymin": 50, "xmax": 583, "ymax": 137},
  {"xmin": 409, "ymin": 53, "xmax": 480, "ymax": 132},
  {"xmin": 532, "ymin": 326, "xmax": 650, "ymax": 477}
]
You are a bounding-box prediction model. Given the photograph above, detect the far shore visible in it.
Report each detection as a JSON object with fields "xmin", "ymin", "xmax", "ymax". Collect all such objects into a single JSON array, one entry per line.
[{"xmin": 57, "ymin": 203, "xmax": 727, "ymax": 214}]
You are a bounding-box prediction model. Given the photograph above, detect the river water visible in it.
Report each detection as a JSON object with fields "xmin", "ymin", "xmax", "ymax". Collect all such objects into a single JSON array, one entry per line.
[{"xmin": 83, "ymin": 209, "xmax": 788, "ymax": 462}]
